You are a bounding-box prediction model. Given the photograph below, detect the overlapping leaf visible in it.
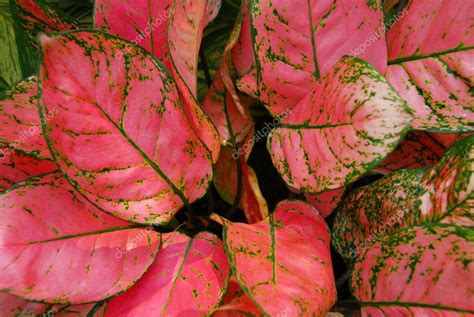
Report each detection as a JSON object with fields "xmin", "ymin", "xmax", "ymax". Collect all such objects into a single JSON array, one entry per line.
[
  {"xmin": 94, "ymin": 0, "xmax": 172, "ymax": 64},
  {"xmin": 213, "ymin": 200, "xmax": 336, "ymax": 315},
  {"xmin": 106, "ymin": 231, "xmax": 229, "ymax": 316},
  {"xmin": 0, "ymin": 172, "xmax": 161, "ymax": 304},
  {"xmin": 214, "ymin": 276, "xmax": 260, "ymax": 316},
  {"xmin": 0, "ymin": 147, "xmax": 56, "ymax": 191},
  {"xmin": 12, "ymin": 0, "xmax": 79, "ymax": 48},
  {"xmin": 305, "ymin": 187, "xmax": 346, "ymax": 218},
  {"xmin": 268, "ymin": 56, "xmax": 412, "ymax": 194},
  {"xmin": 213, "ymin": 134, "xmax": 268, "ymax": 224},
  {"xmin": 250, "ymin": 0, "xmax": 387, "ymax": 115},
  {"xmin": 385, "ymin": 0, "xmax": 474, "ymax": 132},
  {"xmin": 0, "ymin": 76, "xmax": 51, "ymax": 159},
  {"xmin": 94, "ymin": 0, "xmax": 221, "ymax": 163},
  {"xmin": 375, "ymin": 132, "xmax": 444, "ymax": 173},
  {"xmin": 38, "ymin": 31, "xmax": 213, "ymax": 225},
  {"xmin": 333, "ymin": 135, "xmax": 474, "ymax": 261},
  {"xmin": 351, "ymin": 225, "xmax": 474, "ymax": 315}
]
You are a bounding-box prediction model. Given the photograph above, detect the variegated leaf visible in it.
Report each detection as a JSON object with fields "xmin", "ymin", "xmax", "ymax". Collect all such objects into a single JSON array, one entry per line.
[
  {"xmin": 250, "ymin": 0, "xmax": 387, "ymax": 115},
  {"xmin": 38, "ymin": 31, "xmax": 213, "ymax": 225},
  {"xmin": 212, "ymin": 200, "xmax": 336, "ymax": 316},
  {"xmin": 386, "ymin": 0, "xmax": 474, "ymax": 132},
  {"xmin": 305, "ymin": 187, "xmax": 346, "ymax": 218},
  {"xmin": 12, "ymin": 0, "xmax": 79, "ymax": 48},
  {"xmin": 0, "ymin": 76, "xmax": 51, "ymax": 159},
  {"xmin": 94, "ymin": 0, "xmax": 221, "ymax": 163},
  {"xmin": 268, "ymin": 56, "xmax": 412, "ymax": 194},
  {"xmin": 213, "ymin": 134, "xmax": 268, "ymax": 224},
  {"xmin": 0, "ymin": 147, "xmax": 56, "ymax": 191},
  {"xmin": 352, "ymin": 225, "xmax": 474, "ymax": 315},
  {"xmin": 333, "ymin": 135, "xmax": 474, "ymax": 261},
  {"xmin": 375, "ymin": 132, "xmax": 445, "ymax": 173},
  {"xmin": 214, "ymin": 276, "xmax": 261, "ymax": 316},
  {"xmin": 0, "ymin": 172, "xmax": 160, "ymax": 304},
  {"xmin": 106, "ymin": 232, "xmax": 229, "ymax": 316}
]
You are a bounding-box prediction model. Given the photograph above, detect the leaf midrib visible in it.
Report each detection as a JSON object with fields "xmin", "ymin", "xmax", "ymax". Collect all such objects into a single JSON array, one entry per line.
[{"xmin": 388, "ymin": 46, "xmax": 473, "ymax": 65}]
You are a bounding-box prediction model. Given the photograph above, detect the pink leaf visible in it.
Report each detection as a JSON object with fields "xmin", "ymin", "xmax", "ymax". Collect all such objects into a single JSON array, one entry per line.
[
  {"xmin": 333, "ymin": 136, "xmax": 474, "ymax": 261},
  {"xmin": 38, "ymin": 31, "xmax": 213, "ymax": 225},
  {"xmin": 13, "ymin": 0, "xmax": 79, "ymax": 48},
  {"xmin": 386, "ymin": 0, "xmax": 474, "ymax": 131},
  {"xmin": 213, "ymin": 133, "xmax": 268, "ymax": 224},
  {"xmin": 94, "ymin": 0, "xmax": 172, "ymax": 63},
  {"xmin": 94, "ymin": 1, "xmax": 221, "ymax": 163},
  {"xmin": 106, "ymin": 231, "xmax": 229, "ymax": 316},
  {"xmin": 0, "ymin": 77, "xmax": 52, "ymax": 159},
  {"xmin": 0, "ymin": 148, "xmax": 56, "ymax": 191},
  {"xmin": 214, "ymin": 276, "xmax": 260, "ymax": 316},
  {"xmin": 250, "ymin": 0, "xmax": 387, "ymax": 115},
  {"xmin": 268, "ymin": 56, "xmax": 412, "ymax": 194},
  {"xmin": 0, "ymin": 172, "xmax": 160, "ymax": 304},
  {"xmin": 212, "ymin": 200, "xmax": 336, "ymax": 315},
  {"xmin": 305, "ymin": 187, "xmax": 346, "ymax": 218},
  {"xmin": 351, "ymin": 225, "xmax": 474, "ymax": 315},
  {"xmin": 375, "ymin": 132, "xmax": 445, "ymax": 174}
]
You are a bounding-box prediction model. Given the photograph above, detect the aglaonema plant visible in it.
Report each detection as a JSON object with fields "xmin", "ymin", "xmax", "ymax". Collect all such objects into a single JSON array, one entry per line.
[{"xmin": 0, "ymin": 0, "xmax": 472, "ymax": 316}]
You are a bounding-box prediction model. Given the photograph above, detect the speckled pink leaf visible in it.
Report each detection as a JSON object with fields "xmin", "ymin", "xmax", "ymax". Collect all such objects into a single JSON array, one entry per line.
[
  {"xmin": 0, "ymin": 77, "xmax": 51, "ymax": 159},
  {"xmin": 0, "ymin": 172, "xmax": 160, "ymax": 304},
  {"xmin": 268, "ymin": 56, "xmax": 412, "ymax": 194},
  {"xmin": 250, "ymin": 0, "xmax": 387, "ymax": 115},
  {"xmin": 333, "ymin": 135, "xmax": 474, "ymax": 261},
  {"xmin": 214, "ymin": 276, "xmax": 261, "ymax": 316},
  {"xmin": 94, "ymin": 0, "xmax": 173, "ymax": 63},
  {"xmin": 213, "ymin": 134, "xmax": 268, "ymax": 224},
  {"xmin": 305, "ymin": 187, "xmax": 346, "ymax": 218},
  {"xmin": 0, "ymin": 294, "xmax": 105, "ymax": 317},
  {"xmin": 375, "ymin": 132, "xmax": 445, "ymax": 174},
  {"xmin": 0, "ymin": 148, "xmax": 56, "ymax": 191},
  {"xmin": 202, "ymin": 72, "xmax": 253, "ymax": 144},
  {"xmin": 13, "ymin": 0, "xmax": 79, "ymax": 48},
  {"xmin": 94, "ymin": 0, "xmax": 221, "ymax": 163},
  {"xmin": 106, "ymin": 231, "xmax": 229, "ymax": 316},
  {"xmin": 0, "ymin": 292, "xmax": 55, "ymax": 317},
  {"xmin": 38, "ymin": 31, "xmax": 213, "ymax": 225},
  {"xmin": 386, "ymin": 0, "xmax": 474, "ymax": 132},
  {"xmin": 168, "ymin": 0, "xmax": 222, "ymax": 162},
  {"xmin": 213, "ymin": 200, "xmax": 336, "ymax": 315},
  {"xmin": 351, "ymin": 225, "xmax": 474, "ymax": 315}
]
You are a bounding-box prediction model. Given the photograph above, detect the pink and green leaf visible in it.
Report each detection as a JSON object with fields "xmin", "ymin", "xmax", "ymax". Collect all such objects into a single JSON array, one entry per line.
[
  {"xmin": 250, "ymin": 0, "xmax": 387, "ymax": 115},
  {"xmin": 333, "ymin": 135, "xmax": 474, "ymax": 261},
  {"xmin": 0, "ymin": 148, "xmax": 56, "ymax": 191},
  {"xmin": 213, "ymin": 135, "xmax": 268, "ymax": 224},
  {"xmin": 0, "ymin": 76, "xmax": 51, "ymax": 159},
  {"xmin": 95, "ymin": 0, "xmax": 221, "ymax": 163},
  {"xmin": 305, "ymin": 187, "xmax": 346, "ymax": 218},
  {"xmin": 106, "ymin": 231, "xmax": 229, "ymax": 316},
  {"xmin": 213, "ymin": 200, "xmax": 336, "ymax": 315},
  {"xmin": 214, "ymin": 276, "xmax": 261, "ymax": 316},
  {"xmin": 12, "ymin": 0, "xmax": 79, "ymax": 48},
  {"xmin": 38, "ymin": 31, "xmax": 213, "ymax": 225},
  {"xmin": 0, "ymin": 172, "xmax": 160, "ymax": 304},
  {"xmin": 94, "ymin": 0, "xmax": 173, "ymax": 63},
  {"xmin": 375, "ymin": 132, "xmax": 445, "ymax": 173},
  {"xmin": 268, "ymin": 56, "xmax": 412, "ymax": 194},
  {"xmin": 351, "ymin": 225, "xmax": 474, "ymax": 315},
  {"xmin": 386, "ymin": 0, "xmax": 474, "ymax": 132}
]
